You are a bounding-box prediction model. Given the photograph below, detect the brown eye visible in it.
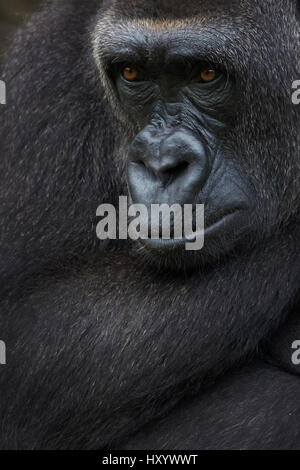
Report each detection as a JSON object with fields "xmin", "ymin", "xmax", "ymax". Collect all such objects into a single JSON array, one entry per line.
[
  {"xmin": 200, "ymin": 67, "xmax": 216, "ymax": 83},
  {"xmin": 122, "ymin": 66, "xmax": 138, "ymax": 82}
]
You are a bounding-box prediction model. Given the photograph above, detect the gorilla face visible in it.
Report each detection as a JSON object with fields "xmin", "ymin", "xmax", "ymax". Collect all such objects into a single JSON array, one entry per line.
[
  {"xmin": 123, "ymin": 58, "xmax": 254, "ymax": 256},
  {"xmin": 93, "ymin": 0, "xmax": 298, "ymax": 267}
]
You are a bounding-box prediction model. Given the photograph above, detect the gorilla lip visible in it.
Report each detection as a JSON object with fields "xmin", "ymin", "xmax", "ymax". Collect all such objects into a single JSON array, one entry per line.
[
  {"xmin": 104, "ymin": 195, "xmax": 248, "ymax": 252},
  {"xmin": 140, "ymin": 209, "xmax": 246, "ymax": 252}
]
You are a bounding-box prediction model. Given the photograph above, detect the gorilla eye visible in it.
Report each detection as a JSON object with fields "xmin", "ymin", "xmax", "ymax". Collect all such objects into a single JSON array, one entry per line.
[
  {"xmin": 200, "ymin": 67, "xmax": 217, "ymax": 83},
  {"xmin": 122, "ymin": 66, "xmax": 138, "ymax": 82}
]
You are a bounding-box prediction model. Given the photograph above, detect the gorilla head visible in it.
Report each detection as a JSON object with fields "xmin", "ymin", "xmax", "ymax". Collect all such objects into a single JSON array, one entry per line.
[{"xmin": 93, "ymin": 0, "xmax": 299, "ymax": 268}]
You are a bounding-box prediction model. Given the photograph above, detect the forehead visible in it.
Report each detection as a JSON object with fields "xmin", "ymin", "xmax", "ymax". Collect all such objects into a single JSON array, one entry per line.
[
  {"xmin": 109, "ymin": 0, "xmax": 242, "ymax": 21},
  {"xmin": 93, "ymin": 0, "xmax": 282, "ymax": 73},
  {"xmin": 93, "ymin": 0, "xmax": 243, "ymax": 66},
  {"xmin": 95, "ymin": 0, "xmax": 263, "ymax": 49}
]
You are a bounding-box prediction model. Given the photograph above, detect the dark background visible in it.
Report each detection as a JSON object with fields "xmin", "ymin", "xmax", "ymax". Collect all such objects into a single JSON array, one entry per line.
[{"xmin": 0, "ymin": 0, "xmax": 42, "ymax": 57}]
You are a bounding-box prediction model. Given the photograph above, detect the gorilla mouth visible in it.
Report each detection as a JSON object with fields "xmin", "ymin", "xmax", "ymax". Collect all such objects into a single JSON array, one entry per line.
[{"xmin": 140, "ymin": 208, "xmax": 248, "ymax": 252}]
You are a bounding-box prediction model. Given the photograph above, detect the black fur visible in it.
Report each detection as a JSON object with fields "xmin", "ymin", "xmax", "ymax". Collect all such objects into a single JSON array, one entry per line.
[{"xmin": 0, "ymin": 0, "xmax": 299, "ymax": 450}]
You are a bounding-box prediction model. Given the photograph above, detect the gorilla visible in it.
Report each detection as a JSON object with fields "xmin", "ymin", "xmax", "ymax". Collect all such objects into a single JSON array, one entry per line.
[{"xmin": 0, "ymin": 0, "xmax": 299, "ymax": 450}]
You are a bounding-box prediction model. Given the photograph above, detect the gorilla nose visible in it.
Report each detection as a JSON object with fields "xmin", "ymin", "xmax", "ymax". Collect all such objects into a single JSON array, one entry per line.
[
  {"xmin": 127, "ymin": 128, "xmax": 209, "ymax": 205},
  {"xmin": 143, "ymin": 155, "xmax": 190, "ymax": 187}
]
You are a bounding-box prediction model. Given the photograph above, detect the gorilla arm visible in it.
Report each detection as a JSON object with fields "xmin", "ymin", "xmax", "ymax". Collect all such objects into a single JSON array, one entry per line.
[
  {"xmin": 122, "ymin": 362, "xmax": 300, "ymax": 450},
  {"xmin": 0, "ymin": 225, "xmax": 298, "ymax": 449}
]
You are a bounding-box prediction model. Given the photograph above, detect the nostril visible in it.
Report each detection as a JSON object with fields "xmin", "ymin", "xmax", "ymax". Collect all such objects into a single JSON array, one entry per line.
[
  {"xmin": 130, "ymin": 158, "xmax": 190, "ymax": 186},
  {"xmin": 130, "ymin": 160, "xmax": 158, "ymax": 183},
  {"xmin": 161, "ymin": 161, "xmax": 189, "ymax": 186},
  {"xmin": 135, "ymin": 160, "xmax": 146, "ymax": 167}
]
